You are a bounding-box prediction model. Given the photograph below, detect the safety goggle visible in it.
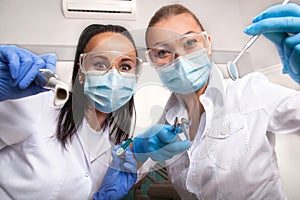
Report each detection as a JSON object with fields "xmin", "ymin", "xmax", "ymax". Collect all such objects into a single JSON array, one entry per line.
[
  {"xmin": 79, "ymin": 51, "xmax": 143, "ymax": 78},
  {"xmin": 145, "ymin": 31, "xmax": 208, "ymax": 67}
]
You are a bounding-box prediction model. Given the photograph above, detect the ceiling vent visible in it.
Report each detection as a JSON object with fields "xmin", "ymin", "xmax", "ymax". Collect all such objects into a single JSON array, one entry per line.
[{"xmin": 62, "ymin": 0, "xmax": 136, "ymax": 20}]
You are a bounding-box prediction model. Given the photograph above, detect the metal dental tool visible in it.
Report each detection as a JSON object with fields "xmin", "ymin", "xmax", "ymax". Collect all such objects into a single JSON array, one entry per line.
[
  {"xmin": 171, "ymin": 116, "xmax": 190, "ymax": 140},
  {"xmin": 227, "ymin": 0, "xmax": 290, "ymax": 81},
  {"xmin": 35, "ymin": 69, "xmax": 69, "ymax": 106},
  {"xmin": 180, "ymin": 118, "xmax": 190, "ymax": 140},
  {"xmin": 171, "ymin": 117, "xmax": 179, "ymax": 132}
]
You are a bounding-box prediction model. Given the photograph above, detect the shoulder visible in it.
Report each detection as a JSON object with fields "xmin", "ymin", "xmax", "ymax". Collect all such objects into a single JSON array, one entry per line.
[
  {"xmin": 225, "ymin": 72, "xmax": 297, "ymax": 113},
  {"xmin": 226, "ymin": 72, "xmax": 269, "ymax": 90}
]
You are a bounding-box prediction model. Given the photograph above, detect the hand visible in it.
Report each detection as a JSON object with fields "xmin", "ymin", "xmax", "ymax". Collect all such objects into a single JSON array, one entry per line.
[
  {"xmin": 132, "ymin": 124, "xmax": 190, "ymax": 162},
  {"xmin": 243, "ymin": 3, "xmax": 300, "ymax": 85},
  {"xmin": 0, "ymin": 45, "xmax": 57, "ymax": 101},
  {"xmin": 93, "ymin": 144, "xmax": 137, "ymax": 200}
]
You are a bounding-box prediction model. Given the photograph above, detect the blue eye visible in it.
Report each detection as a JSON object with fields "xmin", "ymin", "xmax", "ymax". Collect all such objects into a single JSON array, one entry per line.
[
  {"xmin": 184, "ymin": 39, "xmax": 197, "ymax": 49},
  {"xmin": 156, "ymin": 49, "xmax": 172, "ymax": 58},
  {"xmin": 93, "ymin": 62, "xmax": 107, "ymax": 71}
]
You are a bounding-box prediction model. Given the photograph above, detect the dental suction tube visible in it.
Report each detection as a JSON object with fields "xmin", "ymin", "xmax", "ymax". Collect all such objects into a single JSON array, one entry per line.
[{"xmin": 35, "ymin": 69, "xmax": 70, "ymax": 106}]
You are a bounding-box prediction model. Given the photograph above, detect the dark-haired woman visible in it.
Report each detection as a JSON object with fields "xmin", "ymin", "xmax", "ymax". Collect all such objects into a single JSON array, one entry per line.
[{"xmin": 0, "ymin": 24, "xmax": 142, "ymax": 200}]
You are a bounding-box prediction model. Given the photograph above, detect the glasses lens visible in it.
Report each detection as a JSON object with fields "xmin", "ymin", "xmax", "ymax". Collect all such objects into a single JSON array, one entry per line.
[
  {"xmin": 147, "ymin": 48, "xmax": 173, "ymax": 67},
  {"xmin": 80, "ymin": 51, "xmax": 142, "ymax": 78},
  {"xmin": 147, "ymin": 32, "xmax": 207, "ymax": 67}
]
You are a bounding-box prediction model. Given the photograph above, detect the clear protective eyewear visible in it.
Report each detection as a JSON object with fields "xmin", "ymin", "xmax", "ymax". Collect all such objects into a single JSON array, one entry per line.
[
  {"xmin": 145, "ymin": 31, "xmax": 208, "ymax": 67},
  {"xmin": 79, "ymin": 51, "xmax": 143, "ymax": 78}
]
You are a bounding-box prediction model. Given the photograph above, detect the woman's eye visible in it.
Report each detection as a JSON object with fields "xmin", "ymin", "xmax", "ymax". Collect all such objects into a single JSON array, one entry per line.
[
  {"xmin": 119, "ymin": 64, "xmax": 133, "ymax": 71},
  {"xmin": 184, "ymin": 39, "xmax": 197, "ymax": 49},
  {"xmin": 156, "ymin": 49, "xmax": 171, "ymax": 58},
  {"xmin": 93, "ymin": 62, "xmax": 107, "ymax": 70}
]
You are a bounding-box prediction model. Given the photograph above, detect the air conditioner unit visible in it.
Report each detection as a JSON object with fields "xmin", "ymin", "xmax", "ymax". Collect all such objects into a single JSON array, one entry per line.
[{"xmin": 62, "ymin": 0, "xmax": 136, "ymax": 20}]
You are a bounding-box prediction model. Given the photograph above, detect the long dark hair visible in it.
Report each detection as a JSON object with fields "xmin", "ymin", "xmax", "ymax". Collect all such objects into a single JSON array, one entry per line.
[{"xmin": 56, "ymin": 24, "xmax": 137, "ymax": 147}]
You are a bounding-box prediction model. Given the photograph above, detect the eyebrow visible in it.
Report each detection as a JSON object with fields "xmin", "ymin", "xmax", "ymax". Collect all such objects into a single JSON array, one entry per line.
[
  {"xmin": 120, "ymin": 57, "xmax": 135, "ymax": 63},
  {"xmin": 152, "ymin": 31, "xmax": 198, "ymax": 47},
  {"xmin": 92, "ymin": 55, "xmax": 108, "ymax": 61}
]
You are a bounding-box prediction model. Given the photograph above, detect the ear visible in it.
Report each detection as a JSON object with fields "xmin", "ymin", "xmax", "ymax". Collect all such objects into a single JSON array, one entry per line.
[
  {"xmin": 77, "ymin": 63, "xmax": 85, "ymax": 84},
  {"xmin": 206, "ymin": 34, "xmax": 212, "ymax": 56}
]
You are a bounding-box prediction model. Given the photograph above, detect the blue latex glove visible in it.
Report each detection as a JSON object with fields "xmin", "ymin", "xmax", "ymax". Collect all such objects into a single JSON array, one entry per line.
[
  {"xmin": 133, "ymin": 124, "xmax": 190, "ymax": 162},
  {"xmin": 94, "ymin": 144, "xmax": 137, "ymax": 200},
  {"xmin": 0, "ymin": 45, "xmax": 57, "ymax": 101},
  {"xmin": 244, "ymin": 3, "xmax": 300, "ymax": 85}
]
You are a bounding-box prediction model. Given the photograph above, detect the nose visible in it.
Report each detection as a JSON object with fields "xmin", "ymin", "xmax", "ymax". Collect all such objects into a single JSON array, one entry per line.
[{"xmin": 110, "ymin": 62, "xmax": 118, "ymax": 70}]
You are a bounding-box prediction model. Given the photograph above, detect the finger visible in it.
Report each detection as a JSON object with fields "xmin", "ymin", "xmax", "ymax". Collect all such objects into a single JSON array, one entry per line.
[
  {"xmin": 290, "ymin": 43, "xmax": 300, "ymax": 74},
  {"xmin": 174, "ymin": 125, "xmax": 183, "ymax": 134},
  {"xmin": 124, "ymin": 149, "xmax": 136, "ymax": 163},
  {"xmin": 253, "ymin": 3, "xmax": 300, "ymax": 23},
  {"xmin": 114, "ymin": 144, "xmax": 122, "ymax": 151},
  {"xmin": 0, "ymin": 45, "xmax": 23, "ymax": 79},
  {"xmin": 124, "ymin": 162, "xmax": 137, "ymax": 173},
  {"xmin": 157, "ymin": 125, "xmax": 182, "ymax": 143},
  {"xmin": 111, "ymin": 148, "xmax": 122, "ymax": 169},
  {"xmin": 123, "ymin": 152, "xmax": 137, "ymax": 173},
  {"xmin": 40, "ymin": 53, "xmax": 57, "ymax": 73},
  {"xmin": 137, "ymin": 124, "xmax": 169, "ymax": 138},
  {"xmin": 18, "ymin": 56, "xmax": 45, "ymax": 89},
  {"xmin": 283, "ymin": 33, "xmax": 300, "ymax": 74},
  {"xmin": 149, "ymin": 140, "xmax": 190, "ymax": 162},
  {"xmin": 149, "ymin": 151, "xmax": 172, "ymax": 162},
  {"xmin": 163, "ymin": 140, "xmax": 190, "ymax": 153},
  {"xmin": 8, "ymin": 55, "xmax": 34, "ymax": 87},
  {"xmin": 262, "ymin": 32, "xmax": 287, "ymax": 48},
  {"xmin": 244, "ymin": 17, "xmax": 300, "ymax": 36},
  {"xmin": 262, "ymin": 32, "xmax": 290, "ymax": 73},
  {"xmin": 9, "ymin": 46, "xmax": 38, "ymax": 81}
]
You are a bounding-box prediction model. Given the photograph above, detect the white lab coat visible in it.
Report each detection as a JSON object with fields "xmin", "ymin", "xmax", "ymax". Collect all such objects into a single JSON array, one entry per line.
[
  {"xmin": 142, "ymin": 64, "xmax": 300, "ymax": 200},
  {"xmin": 0, "ymin": 91, "xmax": 112, "ymax": 200}
]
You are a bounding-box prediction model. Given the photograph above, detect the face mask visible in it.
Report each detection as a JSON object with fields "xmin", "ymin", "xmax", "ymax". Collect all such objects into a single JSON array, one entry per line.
[
  {"xmin": 156, "ymin": 49, "xmax": 211, "ymax": 94},
  {"xmin": 84, "ymin": 69, "xmax": 136, "ymax": 113}
]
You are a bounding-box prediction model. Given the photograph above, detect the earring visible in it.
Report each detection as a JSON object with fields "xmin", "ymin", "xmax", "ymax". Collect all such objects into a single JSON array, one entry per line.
[{"xmin": 78, "ymin": 75, "xmax": 83, "ymax": 84}]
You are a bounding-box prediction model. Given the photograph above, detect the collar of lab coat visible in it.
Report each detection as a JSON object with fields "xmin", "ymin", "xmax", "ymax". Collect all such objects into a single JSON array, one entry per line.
[
  {"xmin": 201, "ymin": 63, "xmax": 227, "ymax": 139},
  {"xmin": 78, "ymin": 118, "xmax": 112, "ymax": 163},
  {"xmin": 164, "ymin": 63, "xmax": 227, "ymax": 140}
]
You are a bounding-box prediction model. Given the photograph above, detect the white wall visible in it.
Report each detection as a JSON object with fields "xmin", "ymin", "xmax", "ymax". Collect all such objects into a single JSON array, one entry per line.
[{"xmin": 0, "ymin": 0, "xmax": 290, "ymax": 71}]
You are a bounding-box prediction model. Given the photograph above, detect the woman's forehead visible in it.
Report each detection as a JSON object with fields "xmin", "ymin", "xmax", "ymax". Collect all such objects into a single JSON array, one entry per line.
[
  {"xmin": 146, "ymin": 13, "xmax": 202, "ymax": 47},
  {"xmin": 85, "ymin": 32, "xmax": 136, "ymax": 54}
]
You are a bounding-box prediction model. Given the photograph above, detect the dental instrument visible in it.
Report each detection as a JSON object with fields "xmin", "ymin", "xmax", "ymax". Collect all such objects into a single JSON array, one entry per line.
[
  {"xmin": 116, "ymin": 137, "xmax": 133, "ymax": 158},
  {"xmin": 35, "ymin": 69, "xmax": 69, "ymax": 106},
  {"xmin": 227, "ymin": 0, "xmax": 290, "ymax": 80},
  {"xmin": 180, "ymin": 118, "xmax": 190, "ymax": 140},
  {"xmin": 172, "ymin": 116, "xmax": 190, "ymax": 140},
  {"xmin": 171, "ymin": 116, "xmax": 179, "ymax": 132}
]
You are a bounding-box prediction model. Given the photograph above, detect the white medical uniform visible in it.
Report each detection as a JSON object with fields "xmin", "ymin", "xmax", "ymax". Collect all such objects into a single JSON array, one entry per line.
[
  {"xmin": 0, "ymin": 91, "xmax": 113, "ymax": 200},
  {"xmin": 143, "ymin": 64, "xmax": 300, "ymax": 200}
]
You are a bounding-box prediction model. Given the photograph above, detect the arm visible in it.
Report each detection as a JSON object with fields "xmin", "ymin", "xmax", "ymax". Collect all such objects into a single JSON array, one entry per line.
[
  {"xmin": 0, "ymin": 45, "xmax": 57, "ymax": 101},
  {"xmin": 244, "ymin": 3, "xmax": 300, "ymax": 85},
  {"xmin": 0, "ymin": 45, "xmax": 57, "ymax": 147},
  {"xmin": 93, "ymin": 144, "xmax": 137, "ymax": 200}
]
